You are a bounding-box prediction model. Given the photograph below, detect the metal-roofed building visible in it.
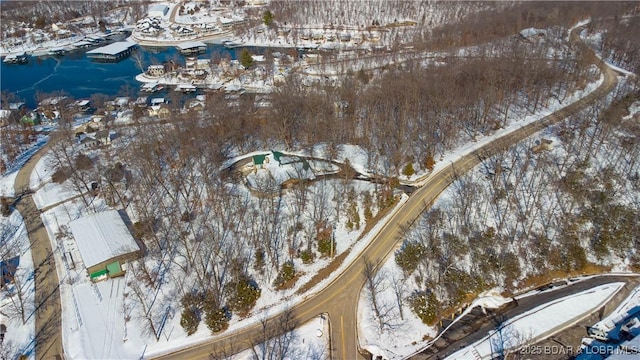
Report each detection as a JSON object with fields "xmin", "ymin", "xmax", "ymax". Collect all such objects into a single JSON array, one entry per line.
[
  {"xmin": 69, "ymin": 210, "xmax": 143, "ymax": 281},
  {"xmin": 86, "ymin": 41, "xmax": 137, "ymax": 62},
  {"xmin": 176, "ymin": 41, "xmax": 207, "ymax": 55}
]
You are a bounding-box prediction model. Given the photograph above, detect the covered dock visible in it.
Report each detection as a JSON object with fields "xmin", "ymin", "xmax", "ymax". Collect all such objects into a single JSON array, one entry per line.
[
  {"xmin": 86, "ymin": 41, "xmax": 137, "ymax": 62},
  {"xmin": 176, "ymin": 41, "xmax": 207, "ymax": 55}
]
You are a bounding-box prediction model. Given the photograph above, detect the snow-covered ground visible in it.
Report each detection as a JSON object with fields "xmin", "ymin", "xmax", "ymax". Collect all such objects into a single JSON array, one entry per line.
[
  {"xmin": 0, "ymin": 134, "xmax": 49, "ymax": 197},
  {"xmin": 358, "ymin": 254, "xmax": 438, "ymax": 360},
  {"xmin": 28, "ymin": 151, "xmax": 84, "ymax": 210},
  {"xmin": 229, "ymin": 313, "xmax": 330, "ymax": 360},
  {"xmin": 447, "ymin": 283, "xmax": 624, "ymax": 360},
  {"xmin": 32, "ymin": 182, "xmax": 81, "ymax": 210},
  {"xmin": 0, "ymin": 210, "xmax": 35, "ymax": 360},
  {"xmin": 358, "ymin": 250, "xmax": 515, "ymax": 360}
]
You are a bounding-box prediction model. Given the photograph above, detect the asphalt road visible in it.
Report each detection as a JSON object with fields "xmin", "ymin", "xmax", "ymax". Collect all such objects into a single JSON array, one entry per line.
[
  {"xmin": 12, "ymin": 142, "xmax": 63, "ymax": 360},
  {"xmin": 154, "ymin": 26, "xmax": 620, "ymax": 360}
]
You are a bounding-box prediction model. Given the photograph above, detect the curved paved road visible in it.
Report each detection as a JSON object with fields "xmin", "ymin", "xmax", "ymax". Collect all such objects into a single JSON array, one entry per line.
[
  {"xmin": 154, "ymin": 26, "xmax": 620, "ymax": 360},
  {"xmin": 12, "ymin": 142, "xmax": 63, "ymax": 360}
]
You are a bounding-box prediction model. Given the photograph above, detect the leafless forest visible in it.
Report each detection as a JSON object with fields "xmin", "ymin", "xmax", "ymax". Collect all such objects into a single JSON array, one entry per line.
[{"xmin": 2, "ymin": 0, "xmax": 640, "ymax": 341}]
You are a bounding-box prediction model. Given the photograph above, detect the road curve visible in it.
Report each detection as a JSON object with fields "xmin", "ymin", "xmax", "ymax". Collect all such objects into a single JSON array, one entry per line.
[{"xmin": 154, "ymin": 26, "xmax": 619, "ymax": 360}]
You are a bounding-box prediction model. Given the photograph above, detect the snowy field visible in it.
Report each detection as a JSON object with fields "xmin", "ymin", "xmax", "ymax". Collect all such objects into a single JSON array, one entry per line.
[
  {"xmin": 447, "ymin": 283, "xmax": 624, "ymax": 360},
  {"xmin": 0, "ymin": 210, "xmax": 35, "ymax": 360}
]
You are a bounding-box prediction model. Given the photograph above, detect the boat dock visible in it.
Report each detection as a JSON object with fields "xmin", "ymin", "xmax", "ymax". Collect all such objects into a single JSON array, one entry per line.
[
  {"xmin": 176, "ymin": 41, "xmax": 207, "ymax": 55},
  {"xmin": 86, "ymin": 41, "xmax": 137, "ymax": 62}
]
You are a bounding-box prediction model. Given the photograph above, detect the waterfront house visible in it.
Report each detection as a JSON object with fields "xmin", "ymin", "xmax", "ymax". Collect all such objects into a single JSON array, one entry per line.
[
  {"xmin": 147, "ymin": 64, "xmax": 166, "ymax": 77},
  {"xmin": 312, "ymin": 33, "xmax": 325, "ymax": 43}
]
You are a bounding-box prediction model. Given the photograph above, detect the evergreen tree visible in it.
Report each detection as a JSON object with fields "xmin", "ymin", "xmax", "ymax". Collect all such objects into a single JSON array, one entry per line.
[
  {"xmin": 240, "ymin": 49, "xmax": 254, "ymax": 69},
  {"xmin": 263, "ymin": 10, "xmax": 274, "ymax": 26}
]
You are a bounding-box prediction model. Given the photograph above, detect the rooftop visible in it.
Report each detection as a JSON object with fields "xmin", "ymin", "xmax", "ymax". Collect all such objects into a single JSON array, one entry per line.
[
  {"xmin": 69, "ymin": 210, "xmax": 140, "ymax": 269},
  {"xmin": 176, "ymin": 41, "xmax": 207, "ymax": 50},
  {"xmin": 86, "ymin": 41, "xmax": 136, "ymax": 56}
]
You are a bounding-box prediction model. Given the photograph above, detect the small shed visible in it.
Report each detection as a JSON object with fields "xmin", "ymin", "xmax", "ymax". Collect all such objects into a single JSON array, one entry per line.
[{"xmin": 69, "ymin": 210, "xmax": 143, "ymax": 281}]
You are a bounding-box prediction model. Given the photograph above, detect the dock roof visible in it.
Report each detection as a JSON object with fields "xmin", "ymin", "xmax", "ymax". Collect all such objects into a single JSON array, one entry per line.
[
  {"xmin": 86, "ymin": 41, "xmax": 136, "ymax": 56},
  {"xmin": 176, "ymin": 41, "xmax": 207, "ymax": 50}
]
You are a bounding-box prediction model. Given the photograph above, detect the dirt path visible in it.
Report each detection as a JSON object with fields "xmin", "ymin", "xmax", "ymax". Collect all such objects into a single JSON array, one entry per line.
[{"xmin": 12, "ymin": 143, "xmax": 63, "ymax": 360}]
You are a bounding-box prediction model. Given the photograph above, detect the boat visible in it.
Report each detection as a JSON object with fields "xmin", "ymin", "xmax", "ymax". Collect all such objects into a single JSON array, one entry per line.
[
  {"xmin": 140, "ymin": 82, "xmax": 165, "ymax": 93},
  {"xmin": 3, "ymin": 52, "xmax": 29, "ymax": 64}
]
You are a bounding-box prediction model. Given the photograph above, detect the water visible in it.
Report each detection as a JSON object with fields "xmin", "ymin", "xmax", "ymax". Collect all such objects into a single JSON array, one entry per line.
[{"xmin": 0, "ymin": 44, "xmax": 263, "ymax": 108}]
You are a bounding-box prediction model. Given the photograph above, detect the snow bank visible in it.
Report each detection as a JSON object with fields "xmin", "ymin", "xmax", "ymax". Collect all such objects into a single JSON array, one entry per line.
[
  {"xmin": 472, "ymin": 288, "xmax": 512, "ymax": 310},
  {"xmin": 447, "ymin": 282, "xmax": 624, "ymax": 360}
]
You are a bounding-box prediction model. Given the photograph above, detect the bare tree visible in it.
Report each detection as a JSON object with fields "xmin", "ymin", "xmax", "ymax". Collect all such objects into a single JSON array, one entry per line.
[
  {"xmin": 390, "ymin": 271, "xmax": 407, "ymax": 321},
  {"xmin": 251, "ymin": 307, "xmax": 300, "ymax": 360},
  {"xmin": 363, "ymin": 258, "xmax": 386, "ymax": 332}
]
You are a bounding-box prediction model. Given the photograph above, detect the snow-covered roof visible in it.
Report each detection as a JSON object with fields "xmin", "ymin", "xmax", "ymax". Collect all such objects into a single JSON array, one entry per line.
[
  {"xmin": 519, "ymin": 28, "xmax": 547, "ymax": 38},
  {"xmin": 176, "ymin": 41, "xmax": 207, "ymax": 50},
  {"xmin": 149, "ymin": 4, "xmax": 169, "ymax": 12},
  {"xmin": 86, "ymin": 41, "xmax": 135, "ymax": 56},
  {"xmin": 69, "ymin": 210, "xmax": 140, "ymax": 269},
  {"xmin": 73, "ymin": 40, "xmax": 93, "ymax": 47}
]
